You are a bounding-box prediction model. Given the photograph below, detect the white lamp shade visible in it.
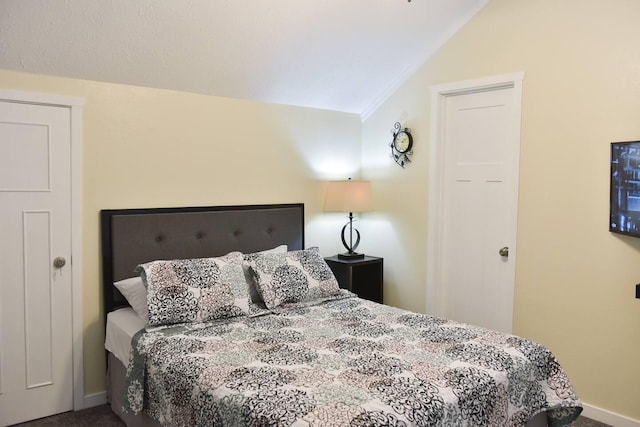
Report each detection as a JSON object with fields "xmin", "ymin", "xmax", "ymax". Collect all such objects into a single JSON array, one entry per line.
[{"xmin": 324, "ymin": 180, "xmax": 373, "ymax": 213}]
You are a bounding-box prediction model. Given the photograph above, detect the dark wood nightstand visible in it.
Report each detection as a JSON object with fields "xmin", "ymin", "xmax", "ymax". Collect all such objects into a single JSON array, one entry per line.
[{"xmin": 325, "ymin": 255, "xmax": 383, "ymax": 303}]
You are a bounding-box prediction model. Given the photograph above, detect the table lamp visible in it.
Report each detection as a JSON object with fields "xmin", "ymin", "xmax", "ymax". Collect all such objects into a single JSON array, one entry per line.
[{"xmin": 324, "ymin": 178, "xmax": 372, "ymax": 259}]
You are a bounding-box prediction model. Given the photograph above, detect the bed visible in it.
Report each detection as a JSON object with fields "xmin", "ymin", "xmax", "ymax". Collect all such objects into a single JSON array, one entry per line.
[{"xmin": 101, "ymin": 203, "xmax": 582, "ymax": 427}]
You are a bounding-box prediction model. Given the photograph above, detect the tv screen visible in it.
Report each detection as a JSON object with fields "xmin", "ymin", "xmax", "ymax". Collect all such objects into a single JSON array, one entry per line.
[{"xmin": 610, "ymin": 141, "xmax": 640, "ymax": 237}]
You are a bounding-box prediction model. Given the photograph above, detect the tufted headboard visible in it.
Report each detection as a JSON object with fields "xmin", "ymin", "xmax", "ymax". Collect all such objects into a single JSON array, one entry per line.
[{"xmin": 100, "ymin": 204, "xmax": 304, "ymax": 316}]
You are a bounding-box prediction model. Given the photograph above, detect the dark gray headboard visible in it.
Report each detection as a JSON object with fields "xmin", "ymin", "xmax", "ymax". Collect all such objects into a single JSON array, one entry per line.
[{"xmin": 100, "ymin": 203, "xmax": 304, "ymax": 315}]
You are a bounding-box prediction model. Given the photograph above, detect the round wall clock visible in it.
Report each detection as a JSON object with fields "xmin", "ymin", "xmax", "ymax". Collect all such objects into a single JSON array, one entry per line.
[{"xmin": 390, "ymin": 122, "xmax": 413, "ymax": 168}]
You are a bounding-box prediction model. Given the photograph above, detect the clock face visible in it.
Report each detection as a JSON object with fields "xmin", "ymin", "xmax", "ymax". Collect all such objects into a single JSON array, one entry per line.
[{"xmin": 394, "ymin": 131, "xmax": 412, "ymax": 153}]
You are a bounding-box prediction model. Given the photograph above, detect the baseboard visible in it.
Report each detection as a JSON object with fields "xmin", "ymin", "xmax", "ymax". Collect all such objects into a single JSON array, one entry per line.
[
  {"xmin": 83, "ymin": 391, "xmax": 107, "ymax": 409},
  {"xmin": 582, "ymin": 402, "xmax": 640, "ymax": 427}
]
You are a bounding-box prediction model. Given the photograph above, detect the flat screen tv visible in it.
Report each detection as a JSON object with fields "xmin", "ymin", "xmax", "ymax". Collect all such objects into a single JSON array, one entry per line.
[{"xmin": 610, "ymin": 141, "xmax": 640, "ymax": 237}]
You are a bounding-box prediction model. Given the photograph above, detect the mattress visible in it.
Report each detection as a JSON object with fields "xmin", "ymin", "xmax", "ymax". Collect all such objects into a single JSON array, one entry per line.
[{"xmin": 105, "ymin": 307, "xmax": 146, "ymax": 366}]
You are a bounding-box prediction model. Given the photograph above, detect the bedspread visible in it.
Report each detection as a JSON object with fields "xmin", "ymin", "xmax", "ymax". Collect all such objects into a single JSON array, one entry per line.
[{"xmin": 123, "ymin": 295, "xmax": 582, "ymax": 426}]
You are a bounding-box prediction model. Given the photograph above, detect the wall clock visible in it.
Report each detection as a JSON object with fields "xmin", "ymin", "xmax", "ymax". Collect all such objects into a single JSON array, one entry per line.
[{"xmin": 390, "ymin": 121, "xmax": 413, "ymax": 168}]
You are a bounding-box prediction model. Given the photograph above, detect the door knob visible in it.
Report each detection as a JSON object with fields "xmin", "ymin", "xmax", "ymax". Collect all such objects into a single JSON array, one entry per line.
[
  {"xmin": 53, "ymin": 257, "xmax": 66, "ymax": 268},
  {"xmin": 498, "ymin": 247, "xmax": 509, "ymax": 257}
]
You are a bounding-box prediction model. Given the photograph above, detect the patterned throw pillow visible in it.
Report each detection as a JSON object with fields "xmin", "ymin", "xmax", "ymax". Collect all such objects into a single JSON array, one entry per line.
[
  {"xmin": 243, "ymin": 247, "xmax": 340, "ymax": 309},
  {"xmin": 243, "ymin": 244, "xmax": 288, "ymax": 303},
  {"xmin": 136, "ymin": 252, "xmax": 251, "ymax": 327}
]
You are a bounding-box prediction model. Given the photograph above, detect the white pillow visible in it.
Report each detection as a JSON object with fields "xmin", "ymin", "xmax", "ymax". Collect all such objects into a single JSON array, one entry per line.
[
  {"xmin": 243, "ymin": 245, "xmax": 288, "ymax": 303},
  {"xmin": 261, "ymin": 244, "xmax": 288, "ymax": 253},
  {"xmin": 114, "ymin": 277, "xmax": 148, "ymax": 322}
]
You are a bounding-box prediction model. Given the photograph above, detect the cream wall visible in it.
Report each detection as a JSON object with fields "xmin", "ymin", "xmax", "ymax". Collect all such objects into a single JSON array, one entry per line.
[
  {"xmin": 362, "ymin": 0, "xmax": 640, "ymax": 421},
  {"xmin": 0, "ymin": 69, "xmax": 361, "ymax": 396}
]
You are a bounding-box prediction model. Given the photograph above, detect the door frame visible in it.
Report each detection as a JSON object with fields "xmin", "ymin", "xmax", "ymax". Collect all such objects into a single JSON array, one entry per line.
[
  {"xmin": 0, "ymin": 89, "xmax": 84, "ymax": 410},
  {"xmin": 426, "ymin": 72, "xmax": 524, "ymax": 318}
]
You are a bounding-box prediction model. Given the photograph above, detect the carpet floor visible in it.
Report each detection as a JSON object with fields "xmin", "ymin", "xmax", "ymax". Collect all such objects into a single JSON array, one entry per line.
[
  {"xmin": 11, "ymin": 404, "xmax": 611, "ymax": 427},
  {"xmin": 12, "ymin": 405, "xmax": 123, "ymax": 427}
]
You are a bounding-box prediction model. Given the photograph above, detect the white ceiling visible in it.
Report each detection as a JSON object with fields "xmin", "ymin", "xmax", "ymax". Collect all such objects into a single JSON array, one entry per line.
[{"xmin": 0, "ymin": 0, "xmax": 488, "ymax": 117}]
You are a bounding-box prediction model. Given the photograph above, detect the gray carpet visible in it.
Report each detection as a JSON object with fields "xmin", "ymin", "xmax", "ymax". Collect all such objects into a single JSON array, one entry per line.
[
  {"xmin": 12, "ymin": 405, "xmax": 611, "ymax": 427},
  {"xmin": 572, "ymin": 416, "xmax": 613, "ymax": 427},
  {"xmin": 12, "ymin": 405, "xmax": 124, "ymax": 427}
]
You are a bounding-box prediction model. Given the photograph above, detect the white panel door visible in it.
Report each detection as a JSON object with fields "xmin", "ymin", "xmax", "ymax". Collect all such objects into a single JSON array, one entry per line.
[
  {"xmin": 0, "ymin": 101, "xmax": 73, "ymax": 426},
  {"xmin": 436, "ymin": 82, "xmax": 521, "ymax": 334}
]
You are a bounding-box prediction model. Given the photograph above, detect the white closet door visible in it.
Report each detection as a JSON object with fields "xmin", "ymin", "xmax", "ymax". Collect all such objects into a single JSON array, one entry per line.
[
  {"xmin": 0, "ymin": 101, "xmax": 73, "ymax": 426},
  {"xmin": 429, "ymin": 74, "xmax": 523, "ymax": 334}
]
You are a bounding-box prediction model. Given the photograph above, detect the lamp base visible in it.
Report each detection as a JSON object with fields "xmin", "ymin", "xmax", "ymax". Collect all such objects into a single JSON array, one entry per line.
[{"xmin": 338, "ymin": 252, "xmax": 365, "ymax": 260}]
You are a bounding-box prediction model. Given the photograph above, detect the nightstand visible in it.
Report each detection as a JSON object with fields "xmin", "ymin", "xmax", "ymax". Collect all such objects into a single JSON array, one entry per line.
[{"xmin": 325, "ymin": 255, "xmax": 383, "ymax": 303}]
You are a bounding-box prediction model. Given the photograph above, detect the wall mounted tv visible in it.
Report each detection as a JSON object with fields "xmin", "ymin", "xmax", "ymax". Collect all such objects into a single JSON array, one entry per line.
[{"xmin": 610, "ymin": 141, "xmax": 640, "ymax": 237}]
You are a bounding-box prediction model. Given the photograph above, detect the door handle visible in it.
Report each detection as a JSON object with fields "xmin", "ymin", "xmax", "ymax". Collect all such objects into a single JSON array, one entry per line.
[
  {"xmin": 53, "ymin": 257, "xmax": 66, "ymax": 269},
  {"xmin": 498, "ymin": 247, "xmax": 509, "ymax": 257}
]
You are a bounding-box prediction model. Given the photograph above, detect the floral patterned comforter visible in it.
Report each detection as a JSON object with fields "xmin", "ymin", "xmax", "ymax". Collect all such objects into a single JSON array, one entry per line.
[{"xmin": 123, "ymin": 294, "xmax": 582, "ymax": 426}]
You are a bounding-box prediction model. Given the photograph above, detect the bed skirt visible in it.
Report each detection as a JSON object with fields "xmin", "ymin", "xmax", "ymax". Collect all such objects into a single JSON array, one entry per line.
[{"xmin": 107, "ymin": 352, "xmax": 161, "ymax": 427}]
